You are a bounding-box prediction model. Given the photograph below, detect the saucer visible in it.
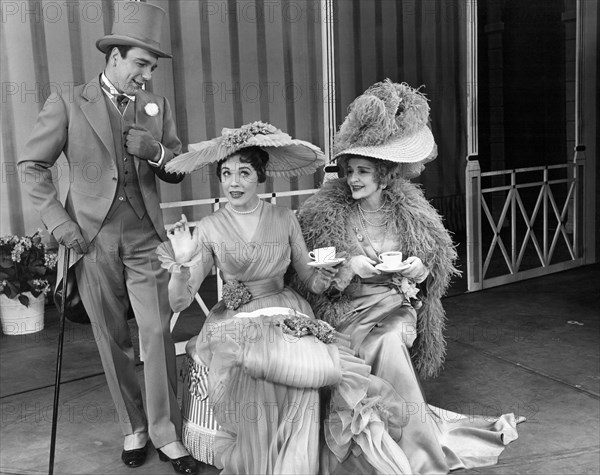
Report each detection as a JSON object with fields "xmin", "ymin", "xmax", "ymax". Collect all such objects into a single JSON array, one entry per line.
[
  {"xmin": 307, "ymin": 258, "xmax": 346, "ymax": 268},
  {"xmin": 375, "ymin": 262, "xmax": 411, "ymax": 273}
]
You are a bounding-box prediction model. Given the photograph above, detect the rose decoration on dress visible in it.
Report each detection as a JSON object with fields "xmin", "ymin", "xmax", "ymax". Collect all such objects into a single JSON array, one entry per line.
[
  {"xmin": 279, "ymin": 316, "xmax": 337, "ymax": 344},
  {"xmin": 399, "ymin": 277, "xmax": 419, "ymax": 299},
  {"xmin": 390, "ymin": 275, "xmax": 423, "ymax": 309},
  {"xmin": 144, "ymin": 102, "xmax": 159, "ymax": 117},
  {"xmin": 222, "ymin": 280, "xmax": 252, "ymax": 310}
]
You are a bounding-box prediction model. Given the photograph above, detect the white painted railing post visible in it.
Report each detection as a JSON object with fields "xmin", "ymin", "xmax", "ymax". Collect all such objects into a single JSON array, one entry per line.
[
  {"xmin": 466, "ymin": 158, "xmax": 482, "ymax": 291},
  {"xmin": 510, "ymin": 171, "xmax": 517, "ymax": 269},
  {"xmin": 573, "ymin": 145, "xmax": 585, "ymax": 260},
  {"xmin": 321, "ymin": 0, "xmax": 336, "ymax": 170},
  {"xmin": 575, "ymin": 0, "xmax": 596, "ymax": 263},
  {"xmin": 543, "ymin": 168, "xmax": 549, "ymax": 264},
  {"xmin": 465, "ymin": 0, "xmax": 480, "ymax": 291}
]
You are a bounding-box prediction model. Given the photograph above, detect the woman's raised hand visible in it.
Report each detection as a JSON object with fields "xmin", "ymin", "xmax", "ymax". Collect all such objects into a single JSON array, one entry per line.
[
  {"xmin": 400, "ymin": 256, "xmax": 429, "ymax": 282},
  {"xmin": 350, "ymin": 255, "xmax": 381, "ymax": 278},
  {"xmin": 311, "ymin": 265, "xmax": 338, "ymax": 293},
  {"xmin": 167, "ymin": 214, "xmax": 200, "ymax": 263}
]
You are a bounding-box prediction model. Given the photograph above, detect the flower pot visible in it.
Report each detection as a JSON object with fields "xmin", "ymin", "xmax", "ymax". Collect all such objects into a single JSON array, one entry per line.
[{"xmin": 0, "ymin": 292, "xmax": 45, "ymax": 335}]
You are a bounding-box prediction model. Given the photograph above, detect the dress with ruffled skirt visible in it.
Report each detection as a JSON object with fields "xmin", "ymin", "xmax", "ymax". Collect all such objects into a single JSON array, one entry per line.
[
  {"xmin": 317, "ymin": 211, "xmax": 523, "ymax": 474},
  {"xmin": 162, "ymin": 201, "xmax": 522, "ymax": 474},
  {"xmin": 162, "ymin": 203, "xmax": 412, "ymax": 474}
]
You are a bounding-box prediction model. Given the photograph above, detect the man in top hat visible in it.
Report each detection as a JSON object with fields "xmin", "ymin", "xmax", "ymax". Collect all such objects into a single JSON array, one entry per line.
[{"xmin": 18, "ymin": 2, "xmax": 197, "ymax": 473}]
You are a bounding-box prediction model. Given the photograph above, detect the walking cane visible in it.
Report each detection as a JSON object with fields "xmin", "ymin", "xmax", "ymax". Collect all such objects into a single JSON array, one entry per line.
[{"xmin": 48, "ymin": 246, "xmax": 70, "ymax": 475}]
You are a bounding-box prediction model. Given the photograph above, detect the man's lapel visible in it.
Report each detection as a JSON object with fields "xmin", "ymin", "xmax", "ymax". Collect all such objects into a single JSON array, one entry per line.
[{"xmin": 80, "ymin": 78, "xmax": 116, "ymax": 164}]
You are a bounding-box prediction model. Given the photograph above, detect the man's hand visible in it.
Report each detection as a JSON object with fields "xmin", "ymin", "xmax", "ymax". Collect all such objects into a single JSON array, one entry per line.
[
  {"xmin": 52, "ymin": 221, "xmax": 88, "ymax": 255},
  {"xmin": 125, "ymin": 124, "xmax": 160, "ymax": 161}
]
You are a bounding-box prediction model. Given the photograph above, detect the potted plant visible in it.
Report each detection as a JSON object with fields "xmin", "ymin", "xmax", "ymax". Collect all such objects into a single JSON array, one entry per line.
[{"xmin": 0, "ymin": 230, "xmax": 57, "ymax": 335}]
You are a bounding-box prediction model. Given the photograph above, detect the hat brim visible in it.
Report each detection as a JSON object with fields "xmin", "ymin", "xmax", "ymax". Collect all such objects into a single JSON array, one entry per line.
[
  {"xmin": 333, "ymin": 126, "xmax": 435, "ymax": 164},
  {"xmin": 166, "ymin": 134, "xmax": 325, "ymax": 178},
  {"xmin": 262, "ymin": 143, "xmax": 325, "ymax": 177},
  {"xmin": 96, "ymin": 36, "xmax": 172, "ymax": 58}
]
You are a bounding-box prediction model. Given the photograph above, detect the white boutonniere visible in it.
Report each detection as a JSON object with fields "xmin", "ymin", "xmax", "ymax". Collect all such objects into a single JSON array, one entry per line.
[{"xmin": 144, "ymin": 102, "xmax": 159, "ymax": 117}]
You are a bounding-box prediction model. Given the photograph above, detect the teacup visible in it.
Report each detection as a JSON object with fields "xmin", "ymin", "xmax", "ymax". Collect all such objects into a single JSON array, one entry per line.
[
  {"xmin": 309, "ymin": 246, "xmax": 336, "ymax": 263},
  {"xmin": 378, "ymin": 251, "xmax": 403, "ymax": 268}
]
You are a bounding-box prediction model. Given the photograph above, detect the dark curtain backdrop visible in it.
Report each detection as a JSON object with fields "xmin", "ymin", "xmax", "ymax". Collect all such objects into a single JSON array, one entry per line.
[{"xmin": 1, "ymin": 0, "xmax": 467, "ymax": 236}]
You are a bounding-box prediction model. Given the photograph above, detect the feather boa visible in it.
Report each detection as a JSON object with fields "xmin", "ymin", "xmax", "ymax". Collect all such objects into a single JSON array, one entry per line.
[{"xmin": 291, "ymin": 178, "xmax": 459, "ymax": 378}]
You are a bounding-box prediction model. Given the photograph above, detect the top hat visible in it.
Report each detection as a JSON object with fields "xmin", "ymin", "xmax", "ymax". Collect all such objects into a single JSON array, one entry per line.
[{"xmin": 96, "ymin": 1, "xmax": 172, "ymax": 58}]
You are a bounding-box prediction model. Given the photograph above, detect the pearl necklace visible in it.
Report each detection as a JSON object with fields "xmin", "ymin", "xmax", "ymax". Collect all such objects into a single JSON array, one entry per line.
[
  {"xmin": 358, "ymin": 200, "xmax": 387, "ymax": 213},
  {"xmin": 357, "ymin": 203, "xmax": 387, "ymax": 227},
  {"xmin": 357, "ymin": 208, "xmax": 387, "ymax": 256},
  {"xmin": 229, "ymin": 199, "xmax": 261, "ymax": 215}
]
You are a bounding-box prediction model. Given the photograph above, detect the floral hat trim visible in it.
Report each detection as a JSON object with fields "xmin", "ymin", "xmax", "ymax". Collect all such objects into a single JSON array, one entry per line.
[
  {"xmin": 165, "ymin": 121, "xmax": 325, "ymax": 178},
  {"xmin": 222, "ymin": 122, "xmax": 280, "ymax": 147}
]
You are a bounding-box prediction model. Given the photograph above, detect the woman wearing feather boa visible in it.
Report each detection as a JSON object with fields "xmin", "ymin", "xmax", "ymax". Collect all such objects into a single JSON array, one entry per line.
[
  {"xmin": 162, "ymin": 122, "xmax": 428, "ymax": 474},
  {"xmin": 293, "ymin": 80, "xmax": 523, "ymax": 474}
]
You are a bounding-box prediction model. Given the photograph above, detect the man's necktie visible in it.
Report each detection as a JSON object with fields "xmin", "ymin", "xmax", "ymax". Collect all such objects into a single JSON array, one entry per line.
[{"xmin": 116, "ymin": 94, "xmax": 130, "ymax": 113}]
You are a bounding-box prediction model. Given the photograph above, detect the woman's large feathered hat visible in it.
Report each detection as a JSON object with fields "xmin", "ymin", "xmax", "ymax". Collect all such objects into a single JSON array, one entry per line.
[
  {"xmin": 165, "ymin": 121, "xmax": 325, "ymax": 178},
  {"xmin": 333, "ymin": 79, "xmax": 437, "ymax": 166}
]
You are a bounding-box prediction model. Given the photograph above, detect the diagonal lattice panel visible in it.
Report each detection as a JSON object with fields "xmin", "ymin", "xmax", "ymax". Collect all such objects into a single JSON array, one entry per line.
[
  {"xmin": 547, "ymin": 180, "xmax": 576, "ymax": 261},
  {"xmin": 481, "ymin": 190, "xmax": 514, "ymax": 276},
  {"xmin": 467, "ymin": 161, "xmax": 584, "ymax": 291},
  {"xmin": 514, "ymin": 186, "xmax": 545, "ymax": 270}
]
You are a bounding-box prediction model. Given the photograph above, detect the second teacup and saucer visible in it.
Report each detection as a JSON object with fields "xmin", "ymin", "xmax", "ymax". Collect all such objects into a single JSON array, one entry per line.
[
  {"xmin": 375, "ymin": 251, "xmax": 411, "ymax": 273},
  {"xmin": 307, "ymin": 246, "xmax": 345, "ymax": 268}
]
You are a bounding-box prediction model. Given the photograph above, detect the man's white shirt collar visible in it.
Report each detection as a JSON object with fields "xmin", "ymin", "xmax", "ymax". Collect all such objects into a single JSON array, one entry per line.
[{"xmin": 101, "ymin": 73, "xmax": 136, "ymax": 102}]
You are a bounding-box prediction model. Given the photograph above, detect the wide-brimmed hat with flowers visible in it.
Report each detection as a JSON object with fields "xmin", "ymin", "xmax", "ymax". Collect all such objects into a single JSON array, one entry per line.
[
  {"xmin": 333, "ymin": 79, "xmax": 437, "ymax": 167},
  {"xmin": 165, "ymin": 121, "xmax": 326, "ymax": 178}
]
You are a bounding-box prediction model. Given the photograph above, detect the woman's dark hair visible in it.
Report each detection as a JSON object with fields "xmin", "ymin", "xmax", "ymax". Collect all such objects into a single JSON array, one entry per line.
[
  {"xmin": 105, "ymin": 45, "xmax": 133, "ymax": 63},
  {"xmin": 338, "ymin": 155, "xmax": 399, "ymax": 186},
  {"xmin": 216, "ymin": 146, "xmax": 269, "ymax": 183}
]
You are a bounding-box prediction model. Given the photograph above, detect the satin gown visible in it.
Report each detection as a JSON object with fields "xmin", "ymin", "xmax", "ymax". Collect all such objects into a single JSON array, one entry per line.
[
  {"xmin": 165, "ymin": 202, "xmax": 521, "ymax": 474},
  {"xmin": 319, "ymin": 209, "xmax": 522, "ymax": 474},
  {"xmin": 167, "ymin": 203, "xmax": 320, "ymax": 473},
  {"xmin": 166, "ymin": 203, "xmax": 412, "ymax": 474}
]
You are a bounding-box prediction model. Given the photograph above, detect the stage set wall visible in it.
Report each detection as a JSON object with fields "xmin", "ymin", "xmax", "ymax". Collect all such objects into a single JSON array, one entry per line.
[{"xmin": 1, "ymin": 0, "xmax": 469, "ymax": 238}]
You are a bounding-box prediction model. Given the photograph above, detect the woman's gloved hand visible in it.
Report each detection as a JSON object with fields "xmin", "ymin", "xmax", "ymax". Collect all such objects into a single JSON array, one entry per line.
[
  {"xmin": 167, "ymin": 214, "xmax": 200, "ymax": 263},
  {"xmin": 311, "ymin": 263, "xmax": 340, "ymax": 293},
  {"xmin": 400, "ymin": 256, "xmax": 429, "ymax": 283},
  {"xmin": 349, "ymin": 254, "xmax": 381, "ymax": 279}
]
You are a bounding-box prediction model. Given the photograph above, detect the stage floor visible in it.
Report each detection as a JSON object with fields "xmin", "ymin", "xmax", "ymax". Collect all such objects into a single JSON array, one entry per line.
[{"xmin": 1, "ymin": 264, "xmax": 598, "ymax": 475}]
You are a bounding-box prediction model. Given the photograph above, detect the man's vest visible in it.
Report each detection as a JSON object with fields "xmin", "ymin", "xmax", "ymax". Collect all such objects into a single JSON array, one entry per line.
[{"xmin": 104, "ymin": 93, "xmax": 146, "ymax": 220}]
